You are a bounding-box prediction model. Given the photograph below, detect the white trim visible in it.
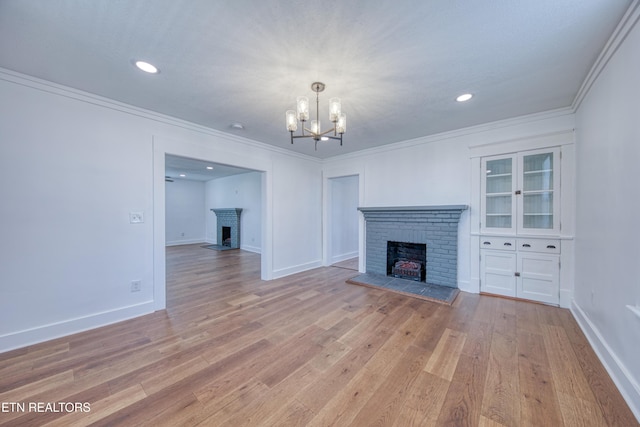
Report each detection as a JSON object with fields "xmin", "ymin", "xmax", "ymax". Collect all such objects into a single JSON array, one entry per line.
[
  {"xmin": 326, "ymin": 108, "xmax": 574, "ymax": 162},
  {"xmin": 457, "ymin": 280, "xmax": 473, "ymax": 294},
  {"xmin": 272, "ymin": 260, "xmax": 323, "ymax": 280},
  {"xmin": 627, "ymin": 305, "xmax": 640, "ymax": 320},
  {"xmin": 571, "ymin": 301, "xmax": 640, "ymax": 422},
  {"xmin": 572, "ymin": 0, "xmax": 640, "ymax": 110},
  {"xmin": 0, "ymin": 67, "xmax": 321, "ymax": 165},
  {"xmin": 241, "ymin": 244, "xmax": 262, "ymax": 254},
  {"xmin": 469, "ymin": 129, "xmax": 575, "ymax": 158},
  {"xmin": 321, "ymin": 166, "xmax": 365, "ymax": 271},
  {"xmin": 0, "ymin": 301, "xmax": 155, "ymax": 353},
  {"xmin": 165, "ymin": 238, "xmax": 206, "ymax": 246},
  {"xmin": 330, "ymin": 251, "xmax": 359, "ymax": 265}
]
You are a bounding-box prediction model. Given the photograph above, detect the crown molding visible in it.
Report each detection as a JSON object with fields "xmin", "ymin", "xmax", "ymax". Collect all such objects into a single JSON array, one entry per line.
[
  {"xmin": 324, "ymin": 106, "xmax": 574, "ymax": 162},
  {"xmin": 572, "ymin": 0, "xmax": 640, "ymax": 111},
  {"xmin": 0, "ymin": 67, "xmax": 322, "ymax": 164}
]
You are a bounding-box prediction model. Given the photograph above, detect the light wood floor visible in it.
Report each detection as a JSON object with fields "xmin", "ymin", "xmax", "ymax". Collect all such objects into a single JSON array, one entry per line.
[{"xmin": 0, "ymin": 244, "xmax": 637, "ymax": 426}]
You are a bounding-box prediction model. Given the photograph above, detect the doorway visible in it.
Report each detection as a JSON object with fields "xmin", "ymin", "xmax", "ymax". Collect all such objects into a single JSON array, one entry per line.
[
  {"xmin": 153, "ymin": 140, "xmax": 272, "ymax": 311},
  {"xmin": 326, "ymin": 175, "xmax": 359, "ymax": 268}
]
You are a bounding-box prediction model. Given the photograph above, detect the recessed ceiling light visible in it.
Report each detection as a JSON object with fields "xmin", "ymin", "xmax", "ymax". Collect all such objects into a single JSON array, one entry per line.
[
  {"xmin": 456, "ymin": 93, "xmax": 473, "ymax": 102},
  {"xmin": 230, "ymin": 122, "xmax": 245, "ymax": 130},
  {"xmin": 179, "ymin": 174, "xmax": 186, "ymax": 177},
  {"xmin": 206, "ymin": 166, "xmax": 214, "ymax": 170},
  {"xmin": 134, "ymin": 60, "xmax": 159, "ymax": 74}
]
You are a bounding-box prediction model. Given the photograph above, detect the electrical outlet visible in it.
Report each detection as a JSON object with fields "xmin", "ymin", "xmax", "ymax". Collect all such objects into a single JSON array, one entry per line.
[
  {"xmin": 130, "ymin": 280, "xmax": 141, "ymax": 292},
  {"xmin": 129, "ymin": 212, "xmax": 144, "ymax": 224}
]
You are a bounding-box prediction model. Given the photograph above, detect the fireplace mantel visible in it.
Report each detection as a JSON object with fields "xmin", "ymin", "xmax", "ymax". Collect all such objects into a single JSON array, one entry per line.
[{"xmin": 358, "ymin": 205, "xmax": 468, "ymax": 217}]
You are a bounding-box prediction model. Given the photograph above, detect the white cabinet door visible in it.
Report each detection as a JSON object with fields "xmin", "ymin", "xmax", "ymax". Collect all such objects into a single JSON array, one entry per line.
[
  {"xmin": 481, "ymin": 155, "xmax": 516, "ymax": 234},
  {"xmin": 517, "ymin": 148, "xmax": 561, "ymax": 235},
  {"xmin": 516, "ymin": 253, "xmax": 560, "ymax": 305},
  {"xmin": 481, "ymin": 148, "xmax": 561, "ymax": 235},
  {"xmin": 481, "ymin": 250, "xmax": 517, "ymax": 297}
]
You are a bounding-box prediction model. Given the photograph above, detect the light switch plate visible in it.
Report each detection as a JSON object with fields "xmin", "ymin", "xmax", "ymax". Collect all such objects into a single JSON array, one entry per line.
[{"xmin": 129, "ymin": 212, "xmax": 144, "ymax": 224}]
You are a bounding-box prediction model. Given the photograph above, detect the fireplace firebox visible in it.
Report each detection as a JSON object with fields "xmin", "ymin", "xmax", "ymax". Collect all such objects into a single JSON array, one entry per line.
[
  {"xmin": 387, "ymin": 241, "xmax": 426, "ymax": 282},
  {"xmin": 221, "ymin": 226, "xmax": 231, "ymax": 247}
]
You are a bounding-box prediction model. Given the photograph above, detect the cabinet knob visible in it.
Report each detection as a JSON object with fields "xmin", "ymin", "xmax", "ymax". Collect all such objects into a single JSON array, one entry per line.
[
  {"xmin": 483, "ymin": 241, "xmax": 491, "ymax": 245},
  {"xmin": 522, "ymin": 243, "xmax": 531, "ymax": 248},
  {"xmin": 504, "ymin": 242, "xmax": 512, "ymax": 246},
  {"xmin": 515, "ymin": 272, "xmax": 521, "ymax": 277},
  {"xmin": 515, "ymin": 190, "xmax": 522, "ymax": 195},
  {"xmin": 547, "ymin": 245, "xmax": 556, "ymax": 249}
]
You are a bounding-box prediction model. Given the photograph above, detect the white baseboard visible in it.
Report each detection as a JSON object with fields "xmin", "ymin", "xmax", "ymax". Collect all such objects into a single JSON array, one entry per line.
[
  {"xmin": 457, "ymin": 279, "xmax": 474, "ymax": 294},
  {"xmin": 571, "ymin": 301, "xmax": 640, "ymax": 423},
  {"xmin": 241, "ymin": 244, "xmax": 262, "ymax": 254},
  {"xmin": 165, "ymin": 238, "xmax": 206, "ymax": 246},
  {"xmin": 272, "ymin": 260, "xmax": 323, "ymax": 280},
  {"xmin": 330, "ymin": 251, "xmax": 359, "ymax": 265},
  {"xmin": 0, "ymin": 301, "xmax": 155, "ymax": 353},
  {"xmin": 559, "ymin": 288, "xmax": 573, "ymax": 308}
]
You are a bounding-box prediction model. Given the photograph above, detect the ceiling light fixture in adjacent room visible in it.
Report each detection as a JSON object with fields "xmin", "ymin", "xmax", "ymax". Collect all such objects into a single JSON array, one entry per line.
[
  {"xmin": 285, "ymin": 82, "xmax": 346, "ymax": 150},
  {"xmin": 134, "ymin": 60, "xmax": 159, "ymax": 74},
  {"xmin": 456, "ymin": 93, "xmax": 473, "ymax": 102}
]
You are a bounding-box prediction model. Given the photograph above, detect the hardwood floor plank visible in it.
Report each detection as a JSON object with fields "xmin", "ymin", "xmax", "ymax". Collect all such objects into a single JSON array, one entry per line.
[
  {"xmin": 350, "ymin": 345, "xmax": 430, "ymax": 426},
  {"xmin": 517, "ymin": 330, "xmax": 564, "ymax": 426},
  {"xmin": 391, "ymin": 371, "xmax": 450, "ymax": 427},
  {"xmin": 0, "ymin": 244, "xmax": 635, "ymax": 426},
  {"xmin": 424, "ymin": 328, "xmax": 467, "ymax": 381},
  {"xmin": 557, "ymin": 391, "xmax": 608, "ymax": 426},
  {"xmin": 435, "ymin": 353, "xmax": 488, "ymax": 427},
  {"xmin": 225, "ymin": 364, "xmax": 322, "ymax": 427},
  {"xmin": 481, "ymin": 331, "xmax": 520, "ymax": 426},
  {"xmin": 541, "ymin": 323, "xmax": 598, "ymax": 403}
]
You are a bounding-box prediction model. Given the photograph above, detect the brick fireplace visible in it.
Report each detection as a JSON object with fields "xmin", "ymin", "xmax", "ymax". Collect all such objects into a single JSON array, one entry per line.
[
  {"xmin": 210, "ymin": 208, "xmax": 242, "ymax": 249},
  {"xmin": 358, "ymin": 205, "xmax": 468, "ymax": 288}
]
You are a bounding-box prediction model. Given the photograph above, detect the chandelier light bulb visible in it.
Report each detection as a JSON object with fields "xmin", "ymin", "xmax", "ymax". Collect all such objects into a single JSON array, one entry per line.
[
  {"xmin": 310, "ymin": 120, "xmax": 321, "ymax": 135},
  {"xmin": 285, "ymin": 110, "xmax": 298, "ymax": 132},
  {"xmin": 296, "ymin": 96, "xmax": 309, "ymax": 121},
  {"xmin": 329, "ymin": 98, "xmax": 341, "ymax": 122},
  {"xmin": 336, "ymin": 113, "xmax": 347, "ymax": 134}
]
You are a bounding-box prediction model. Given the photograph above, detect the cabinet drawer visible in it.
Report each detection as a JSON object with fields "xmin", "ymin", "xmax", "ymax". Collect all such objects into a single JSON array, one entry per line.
[
  {"xmin": 480, "ymin": 237, "xmax": 516, "ymax": 251},
  {"xmin": 517, "ymin": 238, "xmax": 560, "ymax": 253}
]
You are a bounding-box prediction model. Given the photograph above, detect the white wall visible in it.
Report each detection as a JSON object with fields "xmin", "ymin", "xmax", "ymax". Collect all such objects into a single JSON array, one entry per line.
[
  {"xmin": 324, "ymin": 111, "xmax": 576, "ymax": 293},
  {"xmin": 573, "ymin": 12, "xmax": 640, "ymax": 418},
  {"xmin": 270, "ymin": 156, "xmax": 323, "ymax": 277},
  {"xmin": 0, "ymin": 69, "xmax": 323, "ymax": 352},
  {"xmin": 329, "ymin": 175, "xmax": 359, "ymax": 264},
  {"xmin": 205, "ymin": 171, "xmax": 262, "ymax": 253},
  {"xmin": 165, "ymin": 179, "xmax": 206, "ymax": 245}
]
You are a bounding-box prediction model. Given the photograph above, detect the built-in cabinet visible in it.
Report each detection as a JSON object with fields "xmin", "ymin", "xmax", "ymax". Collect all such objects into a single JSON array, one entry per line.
[
  {"xmin": 478, "ymin": 146, "xmax": 565, "ymax": 305},
  {"xmin": 480, "ymin": 236, "xmax": 560, "ymax": 305}
]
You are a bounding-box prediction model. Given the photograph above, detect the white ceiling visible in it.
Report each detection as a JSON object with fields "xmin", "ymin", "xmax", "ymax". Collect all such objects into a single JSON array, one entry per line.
[
  {"xmin": 165, "ymin": 154, "xmax": 256, "ymax": 182},
  {"xmin": 0, "ymin": 0, "xmax": 632, "ymax": 159}
]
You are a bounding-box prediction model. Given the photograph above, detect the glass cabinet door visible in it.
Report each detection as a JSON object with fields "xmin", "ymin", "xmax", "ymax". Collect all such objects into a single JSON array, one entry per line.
[
  {"xmin": 517, "ymin": 148, "xmax": 560, "ymax": 234},
  {"xmin": 481, "ymin": 155, "xmax": 515, "ymax": 233}
]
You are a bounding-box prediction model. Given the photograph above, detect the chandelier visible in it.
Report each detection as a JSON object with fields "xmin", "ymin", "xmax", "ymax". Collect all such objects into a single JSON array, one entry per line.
[{"xmin": 285, "ymin": 82, "xmax": 346, "ymax": 150}]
